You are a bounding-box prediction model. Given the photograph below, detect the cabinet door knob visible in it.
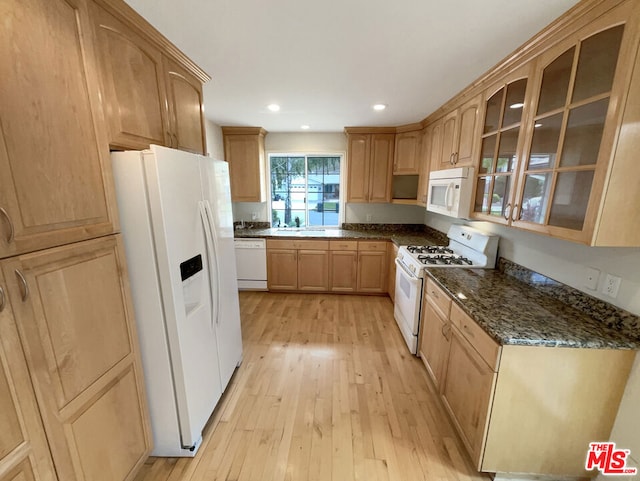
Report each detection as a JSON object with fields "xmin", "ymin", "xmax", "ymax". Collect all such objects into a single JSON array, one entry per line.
[
  {"xmin": 0, "ymin": 207, "xmax": 14, "ymax": 243},
  {"xmin": 15, "ymin": 269, "xmax": 29, "ymax": 302},
  {"xmin": 0, "ymin": 286, "xmax": 5, "ymax": 312}
]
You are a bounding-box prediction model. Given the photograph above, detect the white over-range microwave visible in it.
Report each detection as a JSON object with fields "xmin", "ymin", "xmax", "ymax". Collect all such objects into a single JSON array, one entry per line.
[{"xmin": 426, "ymin": 167, "xmax": 474, "ymax": 219}]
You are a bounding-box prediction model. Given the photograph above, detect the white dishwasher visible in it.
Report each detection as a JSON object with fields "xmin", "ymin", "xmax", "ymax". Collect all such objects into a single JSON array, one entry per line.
[{"xmin": 234, "ymin": 238, "xmax": 267, "ymax": 290}]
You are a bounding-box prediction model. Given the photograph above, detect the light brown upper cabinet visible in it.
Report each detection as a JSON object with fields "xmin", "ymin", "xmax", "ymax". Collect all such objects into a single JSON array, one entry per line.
[
  {"xmin": 346, "ymin": 130, "xmax": 395, "ymax": 203},
  {"xmin": 394, "ymin": 129, "xmax": 421, "ymax": 174},
  {"xmin": 222, "ymin": 127, "xmax": 268, "ymax": 202},
  {"xmin": 509, "ymin": 2, "xmax": 640, "ymax": 245},
  {"xmin": 472, "ymin": 65, "xmax": 534, "ymax": 224},
  {"xmin": 164, "ymin": 58, "xmax": 207, "ymax": 154},
  {"xmin": 91, "ymin": 0, "xmax": 209, "ymax": 153},
  {"xmin": 2, "ymin": 235, "xmax": 151, "ymax": 481},
  {"xmin": 432, "ymin": 95, "xmax": 483, "ymax": 170},
  {"xmin": 90, "ymin": 3, "xmax": 169, "ymax": 150},
  {"xmin": 0, "ymin": 0, "xmax": 119, "ymax": 260}
]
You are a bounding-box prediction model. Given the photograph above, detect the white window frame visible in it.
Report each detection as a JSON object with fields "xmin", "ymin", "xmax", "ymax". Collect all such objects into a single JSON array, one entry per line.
[{"xmin": 267, "ymin": 152, "xmax": 346, "ymax": 228}]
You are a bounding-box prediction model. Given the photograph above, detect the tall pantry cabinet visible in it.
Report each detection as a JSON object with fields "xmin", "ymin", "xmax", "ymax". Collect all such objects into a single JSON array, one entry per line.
[{"xmin": 0, "ymin": 1, "xmax": 151, "ymax": 481}]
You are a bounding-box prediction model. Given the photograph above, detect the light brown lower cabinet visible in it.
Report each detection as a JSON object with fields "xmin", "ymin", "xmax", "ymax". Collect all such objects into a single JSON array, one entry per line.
[
  {"xmin": 419, "ymin": 300, "xmax": 451, "ymax": 390},
  {"xmin": 356, "ymin": 241, "xmax": 388, "ymax": 293},
  {"xmin": 419, "ymin": 281, "xmax": 636, "ymax": 477},
  {"xmin": 329, "ymin": 241, "xmax": 358, "ymax": 292},
  {"xmin": 297, "ymin": 250, "xmax": 329, "ymax": 291},
  {"xmin": 0, "ymin": 235, "xmax": 151, "ymax": 481},
  {"xmin": 266, "ymin": 248, "xmax": 298, "ymax": 290},
  {"xmin": 0, "ymin": 273, "xmax": 57, "ymax": 481},
  {"xmin": 441, "ymin": 324, "xmax": 497, "ymax": 465},
  {"xmin": 267, "ymin": 239, "xmax": 389, "ymax": 294},
  {"xmin": 266, "ymin": 240, "xmax": 329, "ymax": 291}
]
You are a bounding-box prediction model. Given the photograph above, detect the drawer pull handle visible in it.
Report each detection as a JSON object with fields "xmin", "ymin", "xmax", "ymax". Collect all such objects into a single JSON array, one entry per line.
[
  {"xmin": 15, "ymin": 269, "xmax": 29, "ymax": 302},
  {"xmin": 0, "ymin": 286, "xmax": 5, "ymax": 312},
  {"xmin": 0, "ymin": 207, "xmax": 14, "ymax": 244},
  {"xmin": 462, "ymin": 324, "xmax": 474, "ymax": 337},
  {"xmin": 431, "ymin": 290, "xmax": 438, "ymax": 298}
]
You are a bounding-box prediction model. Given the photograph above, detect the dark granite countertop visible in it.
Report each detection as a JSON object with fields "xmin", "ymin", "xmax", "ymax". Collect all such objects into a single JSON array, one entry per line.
[
  {"xmin": 234, "ymin": 225, "xmax": 446, "ymax": 247},
  {"xmin": 425, "ymin": 264, "xmax": 639, "ymax": 350}
]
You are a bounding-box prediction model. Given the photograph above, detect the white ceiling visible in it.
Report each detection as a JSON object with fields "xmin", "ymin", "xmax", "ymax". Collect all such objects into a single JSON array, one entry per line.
[{"xmin": 124, "ymin": 0, "xmax": 581, "ymax": 132}]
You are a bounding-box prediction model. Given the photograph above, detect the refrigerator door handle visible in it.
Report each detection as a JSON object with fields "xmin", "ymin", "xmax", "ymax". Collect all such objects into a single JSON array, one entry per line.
[
  {"xmin": 203, "ymin": 200, "xmax": 222, "ymax": 326},
  {"xmin": 198, "ymin": 201, "xmax": 220, "ymax": 330}
]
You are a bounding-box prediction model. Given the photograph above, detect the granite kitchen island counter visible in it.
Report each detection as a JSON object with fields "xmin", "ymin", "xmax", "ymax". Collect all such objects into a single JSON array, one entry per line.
[{"xmin": 426, "ymin": 259, "xmax": 640, "ymax": 350}]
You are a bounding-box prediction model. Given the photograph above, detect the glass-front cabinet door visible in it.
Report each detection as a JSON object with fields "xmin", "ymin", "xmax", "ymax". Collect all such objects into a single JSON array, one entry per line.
[
  {"xmin": 511, "ymin": 15, "xmax": 629, "ymax": 243},
  {"xmin": 472, "ymin": 65, "xmax": 533, "ymax": 224}
]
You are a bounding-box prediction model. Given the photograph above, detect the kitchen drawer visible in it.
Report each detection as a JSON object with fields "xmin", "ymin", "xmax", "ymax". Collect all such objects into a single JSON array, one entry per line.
[
  {"xmin": 425, "ymin": 278, "xmax": 452, "ymax": 320},
  {"xmin": 357, "ymin": 241, "xmax": 387, "ymax": 251},
  {"xmin": 451, "ymin": 303, "xmax": 501, "ymax": 371},
  {"xmin": 267, "ymin": 239, "xmax": 329, "ymax": 250},
  {"xmin": 330, "ymin": 240, "xmax": 358, "ymax": 251}
]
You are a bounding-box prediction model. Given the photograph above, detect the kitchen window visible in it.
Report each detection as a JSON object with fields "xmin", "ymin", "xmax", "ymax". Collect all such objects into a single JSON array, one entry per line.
[{"xmin": 269, "ymin": 154, "xmax": 342, "ymax": 227}]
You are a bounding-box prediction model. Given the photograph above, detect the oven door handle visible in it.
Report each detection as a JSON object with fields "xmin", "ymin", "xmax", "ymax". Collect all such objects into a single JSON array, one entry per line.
[{"xmin": 395, "ymin": 258, "xmax": 420, "ymax": 281}]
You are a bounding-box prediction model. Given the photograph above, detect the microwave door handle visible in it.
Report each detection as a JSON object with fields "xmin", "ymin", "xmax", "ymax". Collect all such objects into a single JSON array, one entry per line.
[{"xmin": 445, "ymin": 183, "xmax": 454, "ymax": 209}]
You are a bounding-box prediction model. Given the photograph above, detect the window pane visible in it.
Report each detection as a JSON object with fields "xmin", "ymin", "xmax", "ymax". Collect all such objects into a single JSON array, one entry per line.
[
  {"xmin": 484, "ymin": 88, "xmax": 503, "ymax": 134},
  {"xmin": 527, "ymin": 113, "xmax": 563, "ymax": 170},
  {"xmin": 480, "ymin": 135, "xmax": 497, "ymax": 174},
  {"xmin": 269, "ymin": 154, "xmax": 341, "ymax": 227},
  {"xmin": 520, "ymin": 173, "xmax": 552, "ymax": 224},
  {"xmin": 503, "ymin": 79, "xmax": 528, "ymax": 127},
  {"xmin": 537, "ymin": 47, "xmax": 575, "ymax": 115},
  {"xmin": 548, "ymin": 170, "xmax": 595, "ymax": 230},
  {"xmin": 496, "ymin": 127, "xmax": 519, "ymax": 173},
  {"xmin": 474, "ymin": 177, "xmax": 491, "ymax": 213},
  {"xmin": 490, "ymin": 175, "xmax": 511, "ymax": 217},
  {"xmin": 573, "ymin": 26, "xmax": 623, "ymax": 103},
  {"xmin": 560, "ymin": 98, "xmax": 609, "ymax": 168}
]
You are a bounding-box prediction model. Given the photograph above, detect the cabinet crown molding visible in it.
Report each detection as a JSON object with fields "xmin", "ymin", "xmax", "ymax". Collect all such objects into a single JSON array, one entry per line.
[
  {"xmin": 221, "ymin": 126, "xmax": 268, "ymax": 136},
  {"xmin": 92, "ymin": 0, "xmax": 211, "ymax": 83}
]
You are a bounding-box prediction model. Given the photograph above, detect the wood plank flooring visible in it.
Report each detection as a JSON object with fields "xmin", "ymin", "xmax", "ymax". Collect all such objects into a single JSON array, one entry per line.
[{"xmin": 133, "ymin": 292, "xmax": 490, "ymax": 481}]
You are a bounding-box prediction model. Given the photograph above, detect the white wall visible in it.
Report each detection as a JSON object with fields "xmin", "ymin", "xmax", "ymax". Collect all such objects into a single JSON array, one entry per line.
[
  {"xmin": 346, "ymin": 203, "xmax": 426, "ymax": 224},
  {"xmin": 265, "ymin": 132, "xmax": 347, "ymax": 153},
  {"xmin": 204, "ymin": 118, "xmax": 225, "ymax": 160}
]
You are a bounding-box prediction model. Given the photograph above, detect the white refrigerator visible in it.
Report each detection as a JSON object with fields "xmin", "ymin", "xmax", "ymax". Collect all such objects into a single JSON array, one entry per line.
[{"xmin": 111, "ymin": 145, "xmax": 243, "ymax": 457}]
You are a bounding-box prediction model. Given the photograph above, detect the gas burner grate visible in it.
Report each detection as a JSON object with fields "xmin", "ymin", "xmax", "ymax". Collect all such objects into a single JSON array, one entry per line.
[
  {"xmin": 406, "ymin": 245, "xmax": 454, "ymax": 255},
  {"xmin": 417, "ymin": 254, "xmax": 474, "ymax": 266}
]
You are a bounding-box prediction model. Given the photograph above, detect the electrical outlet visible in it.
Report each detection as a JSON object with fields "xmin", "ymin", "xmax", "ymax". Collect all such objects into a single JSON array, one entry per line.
[
  {"xmin": 584, "ymin": 267, "xmax": 600, "ymax": 290},
  {"xmin": 602, "ymin": 274, "xmax": 622, "ymax": 298},
  {"xmin": 251, "ymin": 212, "xmax": 257, "ymax": 220},
  {"xmin": 366, "ymin": 213, "xmax": 372, "ymax": 222}
]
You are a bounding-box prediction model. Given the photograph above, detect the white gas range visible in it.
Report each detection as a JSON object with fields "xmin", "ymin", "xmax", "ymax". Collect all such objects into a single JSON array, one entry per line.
[{"xmin": 394, "ymin": 225, "xmax": 499, "ymax": 354}]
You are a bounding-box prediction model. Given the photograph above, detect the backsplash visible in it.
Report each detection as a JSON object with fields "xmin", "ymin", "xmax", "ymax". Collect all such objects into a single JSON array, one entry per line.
[{"xmin": 499, "ymin": 258, "xmax": 640, "ymax": 341}]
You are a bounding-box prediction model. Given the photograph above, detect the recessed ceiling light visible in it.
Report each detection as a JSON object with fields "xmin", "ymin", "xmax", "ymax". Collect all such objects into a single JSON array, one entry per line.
[
  {"xmin": 267, "ymin": 104, "xmax": 280, "ymax": 112},
  {"xmin": 510, "ymin": 103, "xmax": 525, "ymax": 109},
  {"xmin": 301, "ymin": 125, "xmax": 310, "ymax": 130},
  {"xmin": 373, "ymin": 104, "xmax": 387, "ymax": 111}
]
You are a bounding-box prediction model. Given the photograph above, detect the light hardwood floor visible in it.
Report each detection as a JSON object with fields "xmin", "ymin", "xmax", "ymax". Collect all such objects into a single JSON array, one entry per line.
[{"xmin": 133, "ymin": 292, "xmax": 490, "ymax": 481}]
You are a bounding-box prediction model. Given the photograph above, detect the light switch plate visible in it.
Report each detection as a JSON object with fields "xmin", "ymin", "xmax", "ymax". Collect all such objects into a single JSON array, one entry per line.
[{"xmin": 584, "ymin": 267, "xmax": 600, "ymax": 290}]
